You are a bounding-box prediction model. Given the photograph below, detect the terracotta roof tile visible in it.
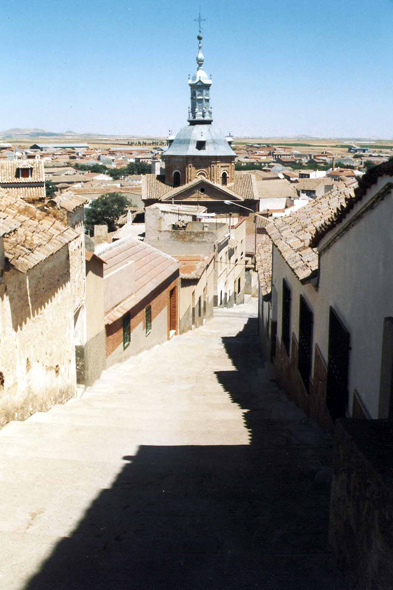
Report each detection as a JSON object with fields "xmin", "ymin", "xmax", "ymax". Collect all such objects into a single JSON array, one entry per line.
[
  {"xmin": 0, "ymin": 188, "xmax": 78, "ymax": 272},
  {"xmin": 265, "ymin": 184, "xmax": 356, "ymax": 281},
  {"xmin": 99, "ymin": 237, "xmax": 179, "ymax": 323},
  {"xmin": 175, "ymin": 253, "xmax": 214, "ymax": 279},
  {"xmin": 255, "ymin": 235, "xmax": 273, "ymax": 297},
  {"xmin": 0, "ymin": 159, "xmax": 44, "ymax": 184}
]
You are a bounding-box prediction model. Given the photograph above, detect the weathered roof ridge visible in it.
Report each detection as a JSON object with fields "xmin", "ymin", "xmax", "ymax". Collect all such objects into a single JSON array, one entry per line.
[
  {"xmin": 0, "ymin": 188, "xmax": 78, "ymax": 273},
  {"xmin": 255, "ymin": 235, "xmax": 273, "ymax": 297},
  {"xmin": 310, "ymin": 160, "xmax": 393, "ymax": 247},
  {"xmin": 266, "ymin": 183, "xmax": 356, "ymax": 281}
]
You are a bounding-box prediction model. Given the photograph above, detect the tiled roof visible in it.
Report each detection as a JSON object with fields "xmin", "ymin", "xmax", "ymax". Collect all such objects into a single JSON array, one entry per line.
[
  {"xmin": 255, "ymin": 235, "xmax": 273, "ymax": 297},
  {"xmin": 265, "ymin": 184, "xmax": 355, "ymax": 281},
  {"xmin": 0, "ymin": 159, "xmax": 44, "ymax": 183},
  {"xmin": 257, "ymin": 179, "xmax": 297, "ymax": 199},
  {"xmin": 143, "ymin": 172, "xmax": 258, "ymax": 202},
  {"xmin": 99, "ymin": 237, "xmax": 179, "ymax": 324},
  {"xmin": 0, "ymin": 189, "xmax": 78, "ymax": 273},
  {"xmin": 0, "ymin": 217, "xmax": 20, "ymax": 238},
  {"xmin": 3, "ymin": 185, "xmax": 46, "ymax": 201},
  {"xmin": 295, "ymin": 178, "xmax": 334, "ymax": 191},
  {"xmin": 175, "ymin": 253, "xmax": 214, "ymax": 280},
  {"xmin": 142, "ymin": 175, "xmax": 172, "ymax": 200},
  {"xmin": 50, "ymin": 191, "xmax": 89, "ymax": 212},
  {"xmin": 309, "ymin": 163, "xmax": 391, "ymax": 247},
  {"xmin": 233, "ymin": 173, "xmax": 258, "ymax": 200}
]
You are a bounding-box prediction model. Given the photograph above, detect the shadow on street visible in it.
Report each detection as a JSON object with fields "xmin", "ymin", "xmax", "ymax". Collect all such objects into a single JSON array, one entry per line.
[{"xmin": 24, "ymin": 317, "xmax": 347, "ymax": 590}]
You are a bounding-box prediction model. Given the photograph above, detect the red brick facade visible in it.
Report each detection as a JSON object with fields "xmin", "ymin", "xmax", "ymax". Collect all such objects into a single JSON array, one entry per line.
[{"xmin": 105, "ymin": 274, "xmax": 179, "ymax": 358}]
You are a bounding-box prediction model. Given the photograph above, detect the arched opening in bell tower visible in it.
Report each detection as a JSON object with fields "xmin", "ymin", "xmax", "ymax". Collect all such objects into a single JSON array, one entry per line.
[
  {"xmin": 221, "ymin": 171, "xmax": 228, "ymax": 186},
  {"xmin": 173, "ymin": 171, "xmax": 181, "ymax": 187}
]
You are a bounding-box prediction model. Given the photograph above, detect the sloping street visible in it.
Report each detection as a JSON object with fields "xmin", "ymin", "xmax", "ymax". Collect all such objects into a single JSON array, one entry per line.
[{"xmin": 0, "ymin": 299, "xmax": 348, "ymax": 589}]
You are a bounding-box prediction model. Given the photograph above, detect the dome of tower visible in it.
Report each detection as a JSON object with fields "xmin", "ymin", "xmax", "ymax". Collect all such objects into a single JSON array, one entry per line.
[{"xmin": 164, "ymin": 124, "xmax": 236, "ymax": 157}]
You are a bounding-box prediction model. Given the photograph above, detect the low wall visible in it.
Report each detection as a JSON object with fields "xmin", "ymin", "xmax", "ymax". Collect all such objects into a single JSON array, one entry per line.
[{"xmin": 329, "ymin": 419, "xmax": 393, "ymax": 589}]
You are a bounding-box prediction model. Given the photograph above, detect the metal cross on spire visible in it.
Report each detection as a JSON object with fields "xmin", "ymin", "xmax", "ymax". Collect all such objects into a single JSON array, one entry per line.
[{"xmin": 194, "ymin": 9, "xmax": 206, "ymax": 35}]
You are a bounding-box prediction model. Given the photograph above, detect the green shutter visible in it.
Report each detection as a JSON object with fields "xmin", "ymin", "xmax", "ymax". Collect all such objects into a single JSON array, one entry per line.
[
  {"xmin": 123, "ymin": 313, "xmax": 131, "ymax": 349},
  {"xmin": 145, "ymin": 306, "xmax": 152, "ymax": 334}
]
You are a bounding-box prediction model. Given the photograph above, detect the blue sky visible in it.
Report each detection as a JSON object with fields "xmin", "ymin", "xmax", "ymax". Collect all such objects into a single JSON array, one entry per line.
[{"xmin": 1, "ymin": 0, "xmax": 393, "ymax": 137}]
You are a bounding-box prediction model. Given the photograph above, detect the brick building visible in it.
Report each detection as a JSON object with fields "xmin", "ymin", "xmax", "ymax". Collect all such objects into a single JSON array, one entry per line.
[{"xmin": 95, "ymin": 237, "xmax": 179, "ymax": 366}]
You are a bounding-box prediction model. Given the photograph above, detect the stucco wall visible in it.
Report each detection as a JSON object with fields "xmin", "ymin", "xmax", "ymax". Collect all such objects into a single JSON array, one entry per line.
[
  {"xmin": 85, "ymin": 256, "xmax": 106, "ymax": 386},
  {"xmin": 179, "ymin": 258, "xmax": 215, "ymax": 334},
  {"xmin": 317, "ymin": 192, "xmax": 393, "ymax": 418},
  {"xmin": 145, "ymin": 224, "xmax": 227, "ymax": 257},
  {"xmin": 0, "ymin": 247, "xmax": 78, "ymax": 427},
  {"xmin": 272, "ymin": 184, "xmax": 393, "ymax": 420}
]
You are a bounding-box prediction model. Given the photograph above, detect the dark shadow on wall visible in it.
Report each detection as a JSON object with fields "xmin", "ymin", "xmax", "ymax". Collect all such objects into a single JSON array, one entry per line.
[
  {"xmin": 23, "ymin": 318, "xmax": 347, "ymax": 590},
  {"xmin": 5, "ymin": 246, "xmax": 71, "ymax": 331}
]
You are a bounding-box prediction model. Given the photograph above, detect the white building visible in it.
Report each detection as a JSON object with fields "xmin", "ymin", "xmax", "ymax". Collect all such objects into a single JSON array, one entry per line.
[{"xmin": 257, "ymin": 162, "xmax": 393, "ymax": 429}]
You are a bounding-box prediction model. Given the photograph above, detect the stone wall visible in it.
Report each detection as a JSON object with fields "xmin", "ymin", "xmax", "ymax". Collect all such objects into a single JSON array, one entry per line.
[{"xmin": 329, "ymin": 419, "xmax": 393, "ymax": 589}]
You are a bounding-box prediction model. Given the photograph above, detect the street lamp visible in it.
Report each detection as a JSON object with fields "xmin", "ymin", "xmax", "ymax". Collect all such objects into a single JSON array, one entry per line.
[{"xmin": 223, "ymin": 200, "xmax": 257, "ymax": 265}]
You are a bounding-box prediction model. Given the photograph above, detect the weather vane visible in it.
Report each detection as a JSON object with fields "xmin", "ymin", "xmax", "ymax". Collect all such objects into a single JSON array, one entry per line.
[{"xmin": 194, "ymin": 8, "xmax": 206, "ymax": 35}]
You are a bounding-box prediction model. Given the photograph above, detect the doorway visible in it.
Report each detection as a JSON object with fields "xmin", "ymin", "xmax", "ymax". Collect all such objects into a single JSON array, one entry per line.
[{"xmin": 326, "ymin": 307, "xmax": 350, "ymax": 421}]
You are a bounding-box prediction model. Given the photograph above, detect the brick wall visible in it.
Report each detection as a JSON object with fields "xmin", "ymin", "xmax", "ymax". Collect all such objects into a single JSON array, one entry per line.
[{"xmin": 105, "ymin": 274, "xmax": 179, "ymax": 358}]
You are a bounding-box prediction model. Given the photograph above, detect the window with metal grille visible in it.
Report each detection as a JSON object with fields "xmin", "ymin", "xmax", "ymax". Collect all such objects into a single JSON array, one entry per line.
[
  {"xmin": 298, "ymin": 296, "xmax": 313, "ymax": 392},
  {"xmin": 123, "ymin": 313, "xmax": 131, "ymax": 349},
  {"xmin": 326, "ymin": 307, "xmax": 350, "ymax": 421},
  {"xmin": 282, "ymin": 279, "xmax": 291, "ymax": 355},
  {"xmin": 145, "ymin": 305, "xmax": 152, "ymax": 334}
]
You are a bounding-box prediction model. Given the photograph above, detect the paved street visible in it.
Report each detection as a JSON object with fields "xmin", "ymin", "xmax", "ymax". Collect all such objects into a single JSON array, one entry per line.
[{"xmin": 0, "ymin": 298, "xmax": 348, "ymax": 589}]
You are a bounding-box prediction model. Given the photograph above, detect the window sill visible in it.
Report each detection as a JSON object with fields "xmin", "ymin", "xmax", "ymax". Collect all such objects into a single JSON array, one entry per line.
[{"xmin": 146, "ymin": 330, "xmax": 152, "ymax": 337}]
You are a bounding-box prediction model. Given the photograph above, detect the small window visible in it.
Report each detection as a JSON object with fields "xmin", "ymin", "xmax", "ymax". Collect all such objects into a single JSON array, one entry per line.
[
  {"xmin": 123, "ymin": 313, "xmax": 131, "ymax": 349},
  {"xmin": 238, "ymin": 278, "xmax": 241, "ymax": 294},
  {"xmin": 145, "ymin": 305, "xmax": 152, "ymax": 334},
  {"xmin": 198, "ymin": 296, "xmax": 202, "ymax": 317},
  {"xmin": 196, "ymin": 140, "xmax": 206, "ymax": 151},
  {"xmin": 16, "ymin": 167, "xmax": 32, "ymax": 179},
  {"xmin": 221, "ymin": 172, "xmax": 228, "ymax": 186}
]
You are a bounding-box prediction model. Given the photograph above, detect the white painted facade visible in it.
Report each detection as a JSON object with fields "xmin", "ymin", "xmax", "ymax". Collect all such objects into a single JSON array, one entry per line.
[{"xmin": 263, "ymin": 174, "xmax": 393, "ymax": 420}]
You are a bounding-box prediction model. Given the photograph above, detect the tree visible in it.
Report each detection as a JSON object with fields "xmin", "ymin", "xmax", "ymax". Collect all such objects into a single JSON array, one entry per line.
[
  {"xmin": 45, "ymin": 180, "xmax": 57, "ymax": 198},
  {"xmin": 364, "ymin": 160, "xmax": 376, "ymax": 171},
  {"xmin": 85, "ymin": 193, "xmax": 128, "ymax": 232}
]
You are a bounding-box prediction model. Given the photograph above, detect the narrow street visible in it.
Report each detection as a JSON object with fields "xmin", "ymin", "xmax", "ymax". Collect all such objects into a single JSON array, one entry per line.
[{"xmin": 0, "ymin": 299, "xmax": 348, "ymax": 590}]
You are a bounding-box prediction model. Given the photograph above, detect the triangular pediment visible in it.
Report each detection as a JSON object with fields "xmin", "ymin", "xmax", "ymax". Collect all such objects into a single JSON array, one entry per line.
[{"xmin": 161, "ymin": 178, "xmax": 244, "ymax": 203}]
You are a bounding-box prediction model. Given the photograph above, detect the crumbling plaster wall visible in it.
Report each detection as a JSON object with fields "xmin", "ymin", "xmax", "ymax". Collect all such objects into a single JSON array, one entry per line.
[{"xmin": 0, "ymin": 245, "xmax": 81, "ymax": 428}]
